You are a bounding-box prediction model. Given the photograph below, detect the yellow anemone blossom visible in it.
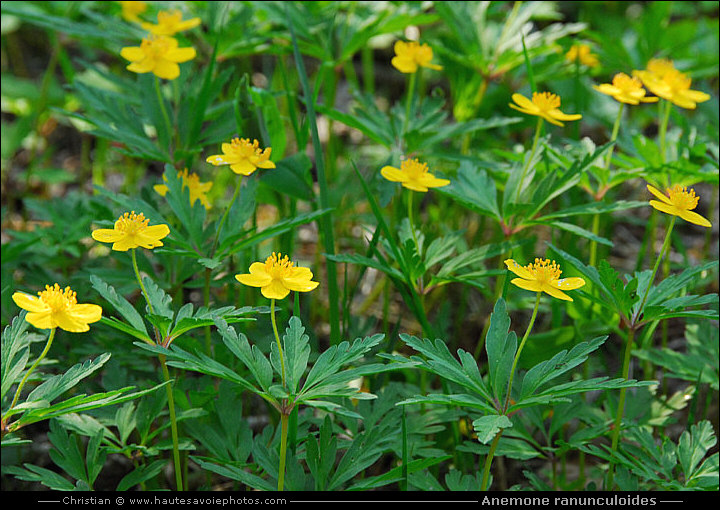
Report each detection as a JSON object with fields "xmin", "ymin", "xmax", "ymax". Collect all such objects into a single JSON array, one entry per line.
[
  {"xmin": 206, "ymin": 137, "xmax": 276, "ymax": 176},
  {"xmin": 647, "ymin": 184, "xmax": 712, "ymax": 227},
  {"xmin": 381, "ymin": 158, "xmax": 450, "ymax": 192},
  {"xmin": 509, "ymin": 92, "xmax": 582, "ymax": 127},
  {"xmin": 565, "ymin": 44, "xmax": 599, "ymax": 68},
  {"xmin": 633, "ymin": 61, "xmax": 710, "ymax": 109},
  {"xmin": 504, "ymin": 259, "xmax": 586, "ymax": 302},
  {"xmin": 12, "ymin": 284, "xmax": 102, "ymax": 332},
  {"xmin": 92, "ymin": 211, "xmax": 170, "ymax": 251},
  {"xmin": 141, "ymin": 10, "xmax": 202, "ymax": 36},
  {"xmin": 120, "ymin": 35, "xmax": 196, "ymax": 80},
  {"xmin": 593, "ymin": 73, "xmax": 659, "ymax": 105},
  {"xmin": 118, "ymin": 1, "xmax": 147, "ymax": 23},
  {"xmin": 235, "ymin": 252, "xmax": 319, "ymax": 300},
  {"xmin": 391, "ymin": 40, "xmax": 443, "ymax": 73},
  {"xmin": 154, "ymin": 169, "xmax": 213, "ymax": 209}
]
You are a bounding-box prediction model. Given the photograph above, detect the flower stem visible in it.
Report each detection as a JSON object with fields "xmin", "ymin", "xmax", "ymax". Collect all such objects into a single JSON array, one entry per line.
[
  {"xmin": 403, "ymin": 71, "xmax": 417, "ymax": 139},
  {"xmin": 635, "ymin": 215, "xmax": 676, "ymax": 322},
  {"xmin": 131, "ymin": 248, "xmax": 155, "ymax": 315},
  {"xmin": 154, "ymin": 76, "xmax": 174, "ymax": 155},
  {"xmin": 278, "ymin": 411, "xmax": 289, "ymax": 491},
  {"xmin": 604, "ymin": 102, "xmax": 624, "ymax": 170},
  {"xmin": 504, "ymin": 292, "xmax": 542, "ymax": 410},
  {"xmin": 270, "ymin": 299, "xmax": 286, "ymax": 387},
  {"xmin": 658, "ymin": 100, "xmax": 672, "ymax": 165},
  {"xmin": 407, "ymin": 191, "xmax": 421, "ymax": 258},
  {"xmin": 480, "ymin": 427, "xmax": 503, "ymax": 491},
  {"xmin": 514, "ymin": 117, "xmax": 544, "ymax": 204},
  {"xmin": 211, "ymin": 177, "xmax": 243, "ymax": 257},
  {"xmin": 6, "ymin": 328, "xmax": 56, "ymax": 415},
  {"xmin": 159, "ymin": 354, "xmax": 183, "ymax": 491},
  {"xmin": 605, "ymin": 327, "xmax": 635, "ymax": 490}
]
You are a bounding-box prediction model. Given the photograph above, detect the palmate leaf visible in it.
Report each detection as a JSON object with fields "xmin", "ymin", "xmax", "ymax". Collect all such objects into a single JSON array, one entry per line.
[
  {"xmin": 436, "ymin": 161, "xmax": 501, "ymax": 220},
  {"xmin": 26, "ymin": 353, "xmax": 111, "ymax": 403},
  {"xmin": 399, "ymin": 334, "xmax": 494, "ymax": 405},
  {"xmin": 472, "ymin": 414, "xmax": 513, "ymax": 445},
  {"xmin": 90, "ymin": 275, "xmax": 149, "ymax": 338},
  {"xmin": 11, "ymin": 383, "xmax": 168, "ymax": 430},
  {"xmin": 1, "ymin": 312, "xmax": 33, "ymax": 400},
  {"xmin": 297, "ymin": 333, "xmax": 386, "ymax": 403},
  {"xmin": 485, "ymin": 299, "xmax": 517, "ymax": 403}
]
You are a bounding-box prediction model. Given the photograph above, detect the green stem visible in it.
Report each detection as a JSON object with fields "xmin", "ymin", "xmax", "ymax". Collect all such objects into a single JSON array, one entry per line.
[
  {"xmin": 514, "ymin": 117, "xmax": 544, "ymax": 204},
  {"xmin": 504, "ymin": 292, "xmax": 542, "ymax": 410},
  {"xmin": 6, "ymin": 328, "xmax": 56, "ymax": 415},
  {"xmin": 403, "ymin": 71, "xmax": 417, "ymax": 140},
  {"xmin": 606, "ymin": 327, "xmax": 635, "ymax": 490},
  {"xmin": 604, "ymin": 102, "xmax": 624, "ymax": 170},
  {"xmin": 211, "ymin": 177, "xmax": 243, "ymax": 256},
  {"xmin": 159, "ymin": 354, "xmax": 183, "ymax": 491},
  {"xmin": 278, "ymin": 412, "xmax": 289, "ymax": 491},
  {"xmin": 407, "ymin": 191, "xmax": 421, "ymax": 259},
  {"xmin": 131, "ymin": 249, "xmax": 155, "ymax": 315},
  {"xmin": 658, "ymin": 100, "xmax": 672, "ymax": 166},
  {"xmin": 480, "ymin": 428, "xmax": 503, "ymax": 491},
  {"xmin": 271, "ymin": 299, "xmax": 286, "ymax": 387},
  {"xmin": 154, "ymin": 76, "xmax": 174, "ymax": 156},
  {"xmin": 635, "ymin": 216, "xmax": 676, "ymax": 322},
  {"xmin": 588, "ymin": 212, "xmax": 601, "ymax": 268}
]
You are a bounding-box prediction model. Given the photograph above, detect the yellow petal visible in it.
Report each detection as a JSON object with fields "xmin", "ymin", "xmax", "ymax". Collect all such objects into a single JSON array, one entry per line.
[
  {"xmin": 92, "ymin": 229, "xmax": 125, "ymax": 244},
  {"xmin": 230, "ymin": 160, "xmax": 257, "ymax": 176},
  {"xmin": 380, "ymin": 166, "xmax": 407, "ymax": 183},
  {"xmin": 153, "ymin": 60, "xmax": 180, "ymax": 80},
  {"xmin": 649, "ymin": 200, "xmax": 681, "ymax": 218},
  {"xmin": 677, "ymin": 209, "xmax": 712, "ymax": 228},
  {"xmin": 261, "ymin": 279, "xmax": 290, "ymax": 300},
  {"xmin": 25, "ymin": 311, "xmax": 55, "ymax": 330},
  {"xmin": 416, "ymin": 173, "xmax": 450, "ymax": 189},
  {"xmin": 12, "ymin": 292, "xmax": 48, "ymax": 313},
  {"xmin": 154, "ymin": 184, "xmax": 169, "ymax": 196},
  {"xmin": 69, "ymin": 304, "xmax": 103, "ymax": 324},
  {"xmin": 111, "ymin": 234, "xmax": 138, "ymax": 251},
  {"xmin": 236, "ymin": 272, "xmax": 272, "ymax": 288},
  {"xmin": 391, "ymin": 56, "xmax": 418, "ymax": 73},
  {"xmin": 504, "ymin": 259, "xmax": 534, "ymax": 280},
  {"xmin": 165, "ymin": 47, "xmax": 196, "ymax": 63},
  {"xmin": 510, "ymin": 278, "xmax": 543, "ymax": 293},
  {"xmin": 54, "ymin": 311, "xmax": 91, "ymax": 333},
  {"xmin": 646, "ymin": 185, "xmax": 672, "ymax": 205},
  {"xmin": 511, "ymin": 93, "xmax": 538, "ymax": 112},
  {"xmin": 282, "ymin": 276, "xmax": 319, "ymax": 293},
  {"xmin": 553, "ymin": 277, "xmax": 586, "ymax": 291},
  {"xmin": 120, "ymin": 46, "xmax": 145, "ymax": 62},
  {"xmin": 541, "ymin": 283, "xmax": 573, "ymax": 301}
]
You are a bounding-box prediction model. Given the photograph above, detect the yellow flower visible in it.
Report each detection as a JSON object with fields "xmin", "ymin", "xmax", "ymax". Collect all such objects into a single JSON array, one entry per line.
[
  {"xmin": 381, "ymin": 158, "xmax": 450, "ymax": 192},
  {"xmin": 141, "ymin": 10, "xmax": 202, "ymax": 36},
  {"xmin": 118, "ymin": 1, "xmax": 147, "ymax": 23},
  {"xmin": 235, "ymin": 252, "xmax": 319, "ymax": 300},
  {"xmin": 647, "ymin": 184, "xmax": 712, "ymax": 227},
  {"xmin": 91, "ymin": 211, "xmax": 170, "ymax": 251},
  {"xmin": 120, "ymin": 35, "xmax": 196, "ymax": 81},
  {"xmin": 391, "ymin": 40, "xmax": 443, "ymax": 74},
  {"xmin": 509, "ymin": 92, "xmax": 582, "ymax": 127},
  {"xmin": 565, "ymin": 44, "xmax": 599, "ymax": 68},
  {"xmin": 504, "ymin": 258, "xmax": 586, "ymax": 302},
  {"xmin": 633, "ymin": 60, "xmax": 710, "ymax": 109},
  {"xmin": 154, "ymin": 169, "xmax": 213, "ymax": 209},
  {"xmin": 206, "ymin": 137, "xmax": 276, "ymax": 176},
  {"xmin": 593, "ymin": 73, "xmax": 659, "ymax": 105},
  {"xmin": 12, "ymin": 284, "xmax": 102, "ymax": 332}
]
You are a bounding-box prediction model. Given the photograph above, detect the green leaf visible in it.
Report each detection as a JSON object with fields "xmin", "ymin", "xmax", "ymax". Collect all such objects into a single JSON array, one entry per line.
[
  {"xmin": 116, "ymin": 459, "xmax": 166, "ymax": 491},
  {"xmin": 27, "ymin": 353, "xmax": 111, "ymax": 403},
  {"xmin": 437, "ymin": 161, "xmax": 501, "ymax": 220},
  {"xmin": 485, "ymin": 299, "xmax": 517, "ymax": 403},
  {"xmin": 1, "ymin": 312, "xmax": 32, "ymax": 401},
  {"xmin": 90, "ymin": 275, "xmax": 149, "ymax": 338},
  {"xmin": 677, "ymin": 421, "xmax": 717, "ymax": 484},
  {"xmin": 472, "ymin": 414, "xmax": 513, "ymax": 445}
]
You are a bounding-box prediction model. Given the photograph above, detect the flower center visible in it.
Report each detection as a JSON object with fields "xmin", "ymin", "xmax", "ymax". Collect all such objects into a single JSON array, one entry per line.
[
  {"xmin": 231, "ymin": 138, "xmax": 263, "ymax": 158},
  {"xmin": 662, "ymin": 69, "xmax": 692, "ymax": 92},
  {"xmin": 157, "ymin": 10, "xmax": 182, "ymax": 28},
  {"xmin": 39, "ymin": 284, "xmax": 76, "ymax": 312},
  {"xmin": 646, "ymin": 58, "xmax": 676, "ymax": 78},
  {"xmin": 265, "ymin": 252, "xmax": 294, "ymax": 279},
  {"xmin": 116, "ymin": 211, "xmax": 150, "ymax": 235},
  {"xmin": 141, "ymin": 36, "xmax": 172, "ymax": 58},
  {"xmin": 527, "ymin": 258, "xmax": 562, "ymax": 283},
  {"xmin": 400, "ymin": 158, "xmax": 429, "ymax": 178},
  {"xmin": 532, "ymin": 92, "xmax": 561, "ymax": 111},
  {"xmin": 612, "ymin": 73, "xmax": 643, "ymax": 92},
  {"xmin": 667, "ymin": 185, "xmax": 699, "ymax": 211}
]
